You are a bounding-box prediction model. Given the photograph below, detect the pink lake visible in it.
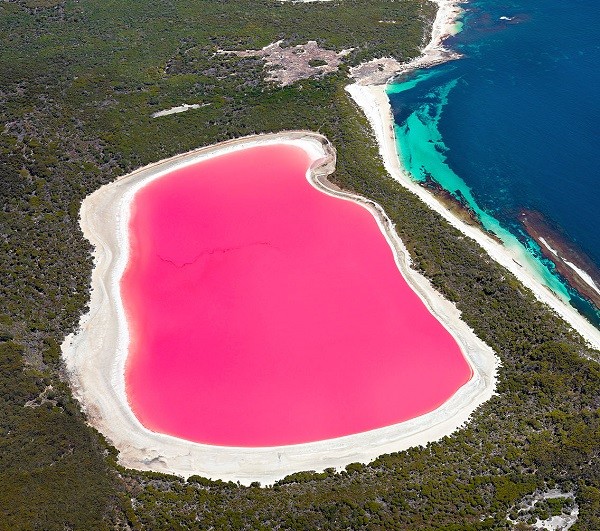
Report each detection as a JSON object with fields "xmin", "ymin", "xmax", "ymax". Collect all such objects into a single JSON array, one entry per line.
[{"xmin": 121, "ymin": 144, "xmax": 471, "ymax": 447}]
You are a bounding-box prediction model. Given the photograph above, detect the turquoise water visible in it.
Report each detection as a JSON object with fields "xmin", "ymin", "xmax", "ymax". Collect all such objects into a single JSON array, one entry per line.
[{"xmin": 387, "ymin": 0, "xmax": 600, "ymax": 326}]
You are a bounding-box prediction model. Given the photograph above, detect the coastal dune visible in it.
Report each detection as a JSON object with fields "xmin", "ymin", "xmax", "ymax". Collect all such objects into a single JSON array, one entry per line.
[{"xmin": 62, "ymin": 131, "xmax": 497, "ymax": 485}]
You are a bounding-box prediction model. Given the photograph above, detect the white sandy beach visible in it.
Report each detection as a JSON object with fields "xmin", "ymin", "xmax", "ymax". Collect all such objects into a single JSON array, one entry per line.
[
  {"xmin": 346, "ymin": 0, "xmax": 600, "ymax": 350},
  {"xmin": 62, "ymin": 130, "xmax": 497, "ymax": 485}
]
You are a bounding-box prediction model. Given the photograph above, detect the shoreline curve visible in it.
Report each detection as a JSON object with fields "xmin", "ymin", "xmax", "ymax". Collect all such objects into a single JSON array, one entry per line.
[
  {"xmin": 346, "ymin": 0, "xmax": 600, "ymax": 350},
  {"xmin": 61, "ymin": 131, "xmax": 498, "ymax": 485}
]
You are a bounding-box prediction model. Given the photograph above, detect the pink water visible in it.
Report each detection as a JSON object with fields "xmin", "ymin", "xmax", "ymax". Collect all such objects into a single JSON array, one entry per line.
[{"xmin": 121, "ymin": 144, "xmax": 471, "ymax": 447}]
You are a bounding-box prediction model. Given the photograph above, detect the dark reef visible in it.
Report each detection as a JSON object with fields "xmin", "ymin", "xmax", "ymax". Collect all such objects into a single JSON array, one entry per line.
[
  {"xmin": 520, "ymin": 209, "xmax": 600, "ymax": 310},
  {"xmin": 419, "ymin": 169, "xmax": 502, "ymax": 243}
]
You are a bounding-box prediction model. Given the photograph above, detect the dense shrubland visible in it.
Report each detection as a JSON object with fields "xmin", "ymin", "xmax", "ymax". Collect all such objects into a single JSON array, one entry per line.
[{"xmin": 0, "ymin": 0, "xmax": 598, "ymax": 529}]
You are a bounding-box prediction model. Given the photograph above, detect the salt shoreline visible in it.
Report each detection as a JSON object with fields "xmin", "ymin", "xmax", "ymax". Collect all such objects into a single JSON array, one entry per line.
[
  {"xmin": 346, "ymin": 0, "xmax": 600, "ymax": 350},
  {"xmin": 62, "ymin": 131, "xmax": 497, "ymax": 485}
]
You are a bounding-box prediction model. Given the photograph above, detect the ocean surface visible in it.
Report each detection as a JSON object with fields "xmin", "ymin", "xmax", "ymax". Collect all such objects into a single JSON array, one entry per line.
[{"xmin": 387, "ymin": 0, "xmax": 600, "ymax": 326}]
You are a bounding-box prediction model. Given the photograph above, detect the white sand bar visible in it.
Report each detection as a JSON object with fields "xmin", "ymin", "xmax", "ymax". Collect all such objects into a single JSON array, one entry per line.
[{"xmin": 62, "ymin": 131, "xmax": 498, "ymax": 485}]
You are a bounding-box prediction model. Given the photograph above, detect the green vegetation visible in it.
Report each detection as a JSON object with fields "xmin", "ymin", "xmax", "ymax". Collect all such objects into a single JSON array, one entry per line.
[
  {"xmin": 0, "ymin": 341, "xmax": 127, "ymax": 529},
  {"xmin": 0, "ymin": 0, "xmax": 598, "ymax": 529}
]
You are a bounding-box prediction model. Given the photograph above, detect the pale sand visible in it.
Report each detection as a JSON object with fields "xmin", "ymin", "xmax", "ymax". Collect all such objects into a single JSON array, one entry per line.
[
  {"xmin": 345, "ymin": 0, "xmax": 600, "ymax": 350},
  {"xmin": 62, "ymin": 130, "xmax": 498, "ymax": 485},
  {"xmin": 151, "ymin": 103, "xmax": 208, "ymax": 118}
]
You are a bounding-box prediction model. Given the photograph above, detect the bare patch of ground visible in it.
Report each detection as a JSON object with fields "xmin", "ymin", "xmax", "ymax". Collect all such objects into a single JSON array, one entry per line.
[
  {"xmin": 349, "ymin": 57, "xmax": 406, "ymax": 86},
  {"xmin": 151, "ymin": 103, "xmax": 210, "ymax": 118},
  {"xmin": 507, "ymin": 489, "xmax": 579, "ymax": 530},
  {"xmin": 225, "ymin": 40, "xmax": 351, "ymax": 86},
  {"xmin": 25, "ymin": 385, "xmax": 58, "ymax": 409}
]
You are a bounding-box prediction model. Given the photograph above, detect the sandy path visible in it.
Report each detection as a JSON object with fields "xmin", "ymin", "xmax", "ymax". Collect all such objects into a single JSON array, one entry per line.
[{"xmin": 62, "ymin": 131, "xmax": 497, "ymax": 485}]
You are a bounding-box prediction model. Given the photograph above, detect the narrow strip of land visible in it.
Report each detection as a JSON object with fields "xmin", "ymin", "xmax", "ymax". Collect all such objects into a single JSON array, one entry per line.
[{"xmin": 345, "ymin": 0, "xmax": 600, "ymax": 350}]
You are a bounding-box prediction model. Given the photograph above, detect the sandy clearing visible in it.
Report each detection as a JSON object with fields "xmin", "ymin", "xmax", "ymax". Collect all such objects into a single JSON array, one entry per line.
[
  {"xmin": 225, "ymin": 40, "xmax": 349, "ymax": 86},
  {"xmin": 62, "ymin": 130, "xmax": 497, "ymax": 485},
  {"xmin": 151, "ymin": 103, "xmax": 209, "ymax": 118}
]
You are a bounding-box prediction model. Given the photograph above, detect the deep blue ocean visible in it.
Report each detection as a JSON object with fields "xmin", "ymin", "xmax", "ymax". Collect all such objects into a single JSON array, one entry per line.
[{"xmin": 387, "ymin": 0, "xmax": 600, "ymax": 326}]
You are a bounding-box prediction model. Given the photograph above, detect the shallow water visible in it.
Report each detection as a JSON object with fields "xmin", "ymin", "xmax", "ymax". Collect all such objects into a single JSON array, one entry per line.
[
  {"xmin": 388, "ymin": 0, "xmax": 600, "ymax": 326},
  {"xmin": 121, "ymin": 144, "xmax": 471, "ymax": 446}
]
